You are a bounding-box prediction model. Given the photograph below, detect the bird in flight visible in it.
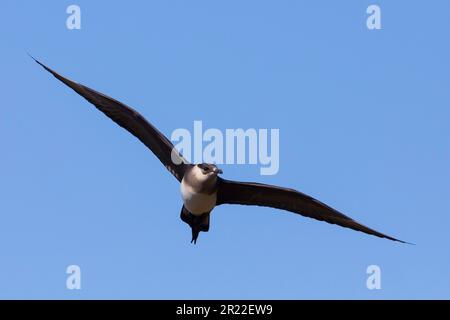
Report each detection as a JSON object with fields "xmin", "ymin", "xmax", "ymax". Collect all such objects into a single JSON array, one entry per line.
[{"xmin": 32, "ymin": 57, "xmax": 407, "ymax": 244}]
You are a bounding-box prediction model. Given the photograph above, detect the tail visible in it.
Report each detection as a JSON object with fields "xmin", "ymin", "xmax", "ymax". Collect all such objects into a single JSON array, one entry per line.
[{"xmin": 180, "ymin": 206, "xmax": 210, "ymax": 244}]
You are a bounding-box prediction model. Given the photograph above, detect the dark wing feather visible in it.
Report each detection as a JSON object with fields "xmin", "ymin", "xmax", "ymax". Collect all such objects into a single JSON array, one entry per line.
[
  {"xmin": 33, "ymin": 58, "xmax": 190, "ymax": 181},
  {"xmin": 216, "ymin": 178, "xmax": 406, "ymax": 243}
]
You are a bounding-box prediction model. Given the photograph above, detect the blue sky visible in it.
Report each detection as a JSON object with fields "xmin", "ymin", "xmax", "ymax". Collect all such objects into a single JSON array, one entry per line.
[{"xmin": 1, "ymin": 1, "xmax": 449, "ymax": 299}]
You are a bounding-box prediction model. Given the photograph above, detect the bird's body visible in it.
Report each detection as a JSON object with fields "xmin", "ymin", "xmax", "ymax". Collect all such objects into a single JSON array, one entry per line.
[
  {"xmin": 32, "ymin": 57, "xmax": 409, "ymax": 245},
  {"xmin": 181, "ymin": 180, "xmax": 216, "ymax": 215},
  {"xmin": 181, "ymin": 165, "xmax": 218, "ymax": 216}
]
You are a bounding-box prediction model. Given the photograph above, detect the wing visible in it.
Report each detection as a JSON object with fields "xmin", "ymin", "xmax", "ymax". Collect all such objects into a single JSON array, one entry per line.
[
  {"xmin": 33, "ymin": 57, "xmax": 190, "ymax": 181},
  {"xmin": 216, "ymin": 178, "xmax": 407, "ymax": 243}
]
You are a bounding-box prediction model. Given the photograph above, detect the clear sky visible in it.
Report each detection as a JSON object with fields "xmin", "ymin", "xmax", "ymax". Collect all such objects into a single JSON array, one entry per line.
[{"xmin": 1, "ymin": 1, "xmax": 449, "ymax": 299}]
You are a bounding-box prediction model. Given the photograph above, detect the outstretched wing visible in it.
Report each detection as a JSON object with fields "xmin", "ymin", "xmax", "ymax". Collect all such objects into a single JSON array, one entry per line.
[
  {"xmin": 33, "ymin": 58, "xmax": 190, "ymax": 181},
  {"xmin": 216, "ymin": 178, "xmax": 407, "ymax": 243}
]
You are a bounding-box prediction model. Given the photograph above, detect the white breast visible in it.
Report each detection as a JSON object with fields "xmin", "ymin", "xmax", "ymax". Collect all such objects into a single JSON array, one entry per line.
[{"xmin": 180, "ymin": 179, "xmax": 217, "ymax": 216}]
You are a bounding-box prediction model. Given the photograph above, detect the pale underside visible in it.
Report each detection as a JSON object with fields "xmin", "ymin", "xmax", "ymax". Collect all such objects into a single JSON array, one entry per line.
[
  {"xmin": 180, "ymin": 166, "xmax": 217, "ymax": 215},
  {"xmin": 180, "ymin": 179, "xmax": 217, "ymax": 215}
]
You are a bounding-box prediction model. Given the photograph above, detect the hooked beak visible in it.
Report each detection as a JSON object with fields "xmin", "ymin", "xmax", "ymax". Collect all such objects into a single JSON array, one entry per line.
[{"xmin": 214, "ymin": 168, "xmax": 223, "ymax": 175}]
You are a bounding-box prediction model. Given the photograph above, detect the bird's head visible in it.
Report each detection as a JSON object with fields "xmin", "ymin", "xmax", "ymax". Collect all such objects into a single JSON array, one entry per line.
[
  {"xmin": 189, "ymin": 164, "xmax": 223, "ymax": 191},
  {"xmin": 197, "ymin": 163, "xmax": 223, "ymax": 176}
]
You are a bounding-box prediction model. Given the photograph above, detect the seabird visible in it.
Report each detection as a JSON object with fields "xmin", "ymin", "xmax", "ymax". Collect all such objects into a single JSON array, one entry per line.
[{"xmin": 32, "ymin": 57, "xmax": 407, "ymax": 244}]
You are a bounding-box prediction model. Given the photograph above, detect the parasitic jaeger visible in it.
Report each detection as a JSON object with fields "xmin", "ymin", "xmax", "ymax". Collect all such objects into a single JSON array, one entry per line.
[{"xmin": 32, "ymin": 57, "xmax": 408, "ymax": 244}]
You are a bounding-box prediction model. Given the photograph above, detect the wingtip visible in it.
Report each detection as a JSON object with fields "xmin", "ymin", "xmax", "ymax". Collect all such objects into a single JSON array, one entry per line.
[
  {"xmin": 28, "ymin": 55, "xmax": 75, "ymax": 87},
  {"xmin": 27, "ymin": 52, "xmax": 39, "ymax": 64},
  {"xmin": 28, "ymin": 54, "xmax": 47, "ymax": 69},
  {"xmin": 391, "ymin": 237, "xmax": 415, "ymax": 245},
  {"xmin": 28, "ymin": 53, "xmax": 55, "ymax": 74}
]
